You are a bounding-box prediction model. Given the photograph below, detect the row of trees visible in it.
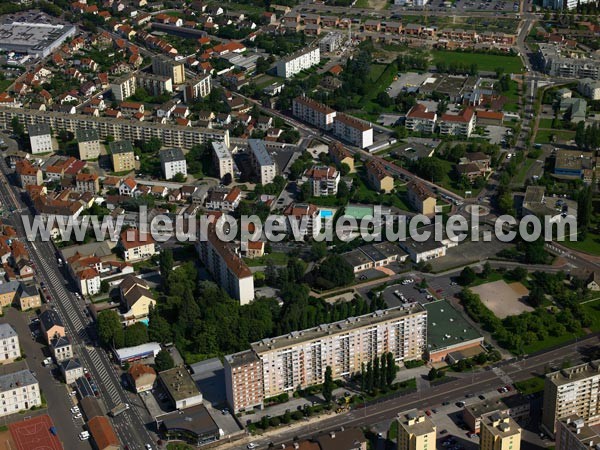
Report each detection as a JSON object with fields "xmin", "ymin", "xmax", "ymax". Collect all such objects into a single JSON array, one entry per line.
[
  {"xmin": 575, "ymin": 121, "xmax": 600, "ymax": 150},
  {"xmin": 359, "ymin": 353, "xmax": 398, "ymax": 393}
]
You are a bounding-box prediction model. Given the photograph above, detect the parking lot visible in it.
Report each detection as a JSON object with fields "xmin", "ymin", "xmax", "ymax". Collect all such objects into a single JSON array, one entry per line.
[{"xmin": 387, "ymin": 72, "xmax": 433, "ymax": 98}]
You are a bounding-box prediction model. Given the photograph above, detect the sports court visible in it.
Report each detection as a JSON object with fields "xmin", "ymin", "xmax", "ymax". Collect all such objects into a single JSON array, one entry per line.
[
  {"xmin": 9, "ymin": 415, "xmax": 63, "ymax": 450},
  {"xmin": 471, "ymin": 280, "xmax": 532, "ymax": 319}
]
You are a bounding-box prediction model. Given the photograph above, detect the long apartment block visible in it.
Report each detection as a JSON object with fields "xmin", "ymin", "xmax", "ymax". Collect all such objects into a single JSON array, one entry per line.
[
  {"xmin": 225, "ymin": 304, "xmax": 427, "ymax": 413},
  {"xmin": 542, "ymin": 360, "xmax": 600, "ymax": 436},
  {"xmin": 0, "ymin": 108, "xmax": 229, "ymax": 151}
]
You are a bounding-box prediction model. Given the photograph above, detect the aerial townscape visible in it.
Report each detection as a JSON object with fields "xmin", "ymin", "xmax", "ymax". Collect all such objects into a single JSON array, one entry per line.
[{"xmin": 3, "ymin": 0, "xmax": 600, "ymax": 449}]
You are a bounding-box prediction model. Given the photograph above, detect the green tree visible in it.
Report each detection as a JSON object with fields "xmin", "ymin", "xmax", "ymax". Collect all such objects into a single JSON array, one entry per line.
[
  {"xmin": 310, "ymin": 241, "xmax": 327, "ymax": 261},
  {"xmin": 159, "ymin": 249, "xmax": 174, "ymax": 292},
  {"xmin": 97, "ymin": 310, "xmax": 124, "ymax": 349},
  {"xmin": 373, "ymin": 356, "xmax": 380, "ymax": 390},
  {"xmin": 100, "ymin": 280, "xmax": 109, "ymax": 293},
  {"xmin": 323, "ymin": 366, "xmax": 334, "ymax": 403},
  {"xmin": 154, "ymin": 349, "xmax": 175, "ymax": 372},
  {"xmin": 386, "ymin": 352, "xmax": 396, "ymax": 387},
  {"xmin": 458, "ymin": 266, "xmax": 477, "ymax": 286},
  {"xmin": 428, "ymin": 367, "xmax": 439, "ymax": 381},
  {"xmin": 365, "ymin": 360, "xmax": 374, "ymax": 392},
  {"xmin": 379, "ymin": 354, "xmax": 387, "ymax": 389},
  {"xmin": 481, "ymin": 262, "xmax": 493, "ymax": 279},
  {"xmin": 11, "ymin": 117, "xmax": 24, "ymax": 138},
  {"xmin": 148, "ymin": 309, "xmax": 173, "ymax": 344},
  {"xmin": 124, "ymin": 322, "xmax": 149, "ymax": 347}
]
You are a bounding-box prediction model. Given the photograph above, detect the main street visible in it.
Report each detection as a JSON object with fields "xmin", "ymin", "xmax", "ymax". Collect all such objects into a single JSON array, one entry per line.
[
  {"xmin": 0, "ymin": 149, "xmax": 154, "ymax": 450},
  {"xmin": 226, "ymin": 334, "xmax": 598, "ymax": 449}
]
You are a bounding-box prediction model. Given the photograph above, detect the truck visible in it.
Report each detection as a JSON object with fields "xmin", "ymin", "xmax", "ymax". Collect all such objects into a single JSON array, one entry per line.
[{"xmin": 109, "ymin": 402, "xmax": 130, "ymax": 417}]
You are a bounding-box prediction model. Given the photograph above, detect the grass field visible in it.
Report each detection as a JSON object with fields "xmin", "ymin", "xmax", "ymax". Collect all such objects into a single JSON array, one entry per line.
[
  {"xmin": 535, "ymin": 129, "xmax": 575, "ymax": 144},
  {"xmin": 501, "ymin": 79, "xmax": 521, "ymax": 112},
  {"xmin": 244, "ymin": 252, "xmax": 288, "ymax": 267},
  {"xmin": 0, "ymin": 80, "xmax": 11, "ymax": 93},
  {"xmin": 431, "ymin": 50, "xmax": 524, "ymax": 73},
  {"xmin": 537, "ymin": 118, "xmax": 555, "ymax": 129},
  {"xmin": 512, "ymin": 158, "xmax": 535, "ymax": 185},
  {"xmin": 562, "ymin": 232, "xmax": 600, "ymax": 255},
  {"xmin": 514, "ymin": 376, "xmax": 545, "ymax": 395}
]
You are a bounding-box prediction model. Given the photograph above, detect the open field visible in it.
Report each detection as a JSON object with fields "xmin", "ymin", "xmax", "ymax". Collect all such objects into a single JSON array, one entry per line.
[
  {"xmin": 471, "ymin": 280, "xmax": 532, "ymax": 319},
  {"xmin": 534, "ymin": 129, "xmax": 575, "ymax": 144},
  {"xmin": 430, "ymin": 50, "xmax": 524, "ymax": 73}
]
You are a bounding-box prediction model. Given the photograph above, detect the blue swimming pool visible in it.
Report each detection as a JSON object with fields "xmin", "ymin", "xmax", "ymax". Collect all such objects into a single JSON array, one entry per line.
[{"xmin": 320, "ymin": 210, "xmax": 333, "ymax": 218}]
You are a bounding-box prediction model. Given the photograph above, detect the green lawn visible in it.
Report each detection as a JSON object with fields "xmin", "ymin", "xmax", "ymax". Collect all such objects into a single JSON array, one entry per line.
[
  {"xmin": 522, "ymin": 330, "xmax": 585, "ymax": 354},
  {"xmin": 538, "ymin": 118, "xmax": 555, "ymax": 129},
  {"xmin": 581, "ymin": 301, "xmax": 600, "ymax": 332},
  {"xmin": 244, "ymin": 252, "xmax": 289, "ymax": 267},
  {"xmin": 0, "ymin": 80, "xmax": 11, "ymax": 93},
  {"xmin": 431, "ymin": 50, "xmax": 524, "ymax": 73},
  {"xmin": 514, "ymin": 376, "xmax": 545, "ymax": 395},
  {"xmin": 534, "ymin": 129, "xmax": 575, "ymax": 144},
  {"xmin": 512, "ymin": 158, "xmax": 535, "ymax": 185},
  {"xmin": 562, "ymin": 232, "xmax": 600, "ymax": 256},
  {"xmin": 388, "ymin": 420, "xmax": 398, "ymax": 441}
]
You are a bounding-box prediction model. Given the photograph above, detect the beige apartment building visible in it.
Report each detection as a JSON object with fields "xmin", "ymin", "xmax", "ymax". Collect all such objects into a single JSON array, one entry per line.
[
  {"xmin": 225, "ymin": 305, "xmax": 427, "ymax": 413},
  {"xmin": 224, "ymin": 350, "xmax": 264, "ymax": 413},
  {"xmin": 555, "ymin": 415, "xmax": 600, "ymax": 450},
  {"xmin": 397, "ymin": 409, "xmax": 436, "ymax": 450},
  {"xmin": 542, "ymin": 360, "xmax": 600, "ymax": 435},
  {"xmin": 211, "ymin": 141, "xmax": 234, "ymax": 180},
  {"xmin": 76, "ymin": 128, "xmax": 101, "ymax": 160},
  {"xmin": 110, "ymin": 140, "xmax": 136, "ymax": 173},
  {"xmin": 480, "ymin": 411, "xmax": 521, "ymax": 450},
  {"xmin": 0, "ymin": 108, "xmax": 229, "ymax": 152},
  {"xmin": 152, "ymin": 55, "xmax": 185, "ymax": 84}
]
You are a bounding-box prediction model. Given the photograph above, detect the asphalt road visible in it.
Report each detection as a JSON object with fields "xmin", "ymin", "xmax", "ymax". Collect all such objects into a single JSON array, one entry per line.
[
  {"xmin": 0, "ymin": 151, "xmax": 155, "ymax": 450},
  {"xmin": 229, "ymin": 334, "xmax": 598, "ymax": 449},
  {"xmin": 0, "ymin": 309, "xmax": 89, "ymax": 449}
]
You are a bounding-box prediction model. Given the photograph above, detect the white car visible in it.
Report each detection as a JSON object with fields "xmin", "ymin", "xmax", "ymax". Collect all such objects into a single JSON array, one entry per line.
[
  {"xmin": 73, "ymin": 413, "xmax": 82, "ymax": 419},
  {"xmin": 70, "ymin": 406, "xmax": 80, "ymax": 414},
  {"xmin": 145, "ymin": 445, "xmax": 153, "ymax": 450},
  {"xmin": 79, "ymin": 431, "xmax": 90, "ymax": 441},
  {"xmin": 247, "ymin": 444, "xmax": 258, "ymax": 449}
]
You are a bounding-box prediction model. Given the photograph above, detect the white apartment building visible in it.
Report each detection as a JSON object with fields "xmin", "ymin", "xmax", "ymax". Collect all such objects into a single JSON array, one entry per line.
[
  {"xmin": 292, "ymin": 96, "xmax": 336, "ymax": 131},
  {"xmin": 303, "ymin": 165, "xmax": 340, "ymax": 197},
  {"xmin": 51, "ymin": 336, "xmax": 73, "ymax": 363},
  {"xmin": 212, "ymin": 141, "xmax": 235, "ymax": 180},
  {"xmin": 0, "ymin": 324, "xmax": 20, "ymax": 364},
  {"xmin": 276, "ymin": 46, "xmax": 320, "ymax": 78},
  {"xmin": 539, "ymin": 44, "xmax": 600, "ymax": 79},
  {"xmin": 578, "ymin": 78, "xmax": 600, "ymax": 100},
  {"xmin": 333, "ymin": 113, "xmax": 374, "ymax": 149},
  {"xmin": 319, "ymin": 33, "xmax": 345, "ymax": 53},
  {"xmin": 555, "ymin": 416, "xmax": 600, "ymax": 450},
  {"xmin": 438, "ymin": 108, "xmax": 475, "ymax": 138},
  {"xmin": 256, "ymin": 305, "xmax": 426, "ymax": 398},
  {"xmin": 183, "ymin": 75, "xmax": 212, "ymax": 102},
  {"xmin": 542, "ymin": 360, "xmax": 600, "ymax": 436},
  {"xmin": 248, "ymin": 139, "xmax": 277, "ymax": 185},
  {"xmin": 111, "ymin": 73, "xmax": 137, "ymax": 102},
  {"xmin": 543, "ymin": 0, "xmax": 592, "ymax": 9},
  {"xmin": 75, "ymin": 128, "xmax": 101, "ymax": 160},
  {"xmin": 196, "ymin": 223, "xmax": 255, "ymax": 305},
  {"xmin": 224, "ymin": 304, "xmax": 427, "ymax": 412},
  {"xmin": 0, "ymin": 369, "xmax": 41, "ymax": 417},
  {"xmin": 159, "ymin": 147, "xmax": 187, "ymax": 180},
  {"xmin": 28, "ymin": 123, "xmax": 53, "ymax": 154},
  {"xmin": 0, "ymin": 108, "xmax": 229, "ymax": 151},
  {"xmin": 405, "ymin": 103, "xmax": 437, "ymax": 133}
]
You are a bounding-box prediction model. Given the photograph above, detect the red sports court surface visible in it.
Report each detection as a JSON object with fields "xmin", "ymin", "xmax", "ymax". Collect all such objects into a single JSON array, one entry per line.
[{"xmin": 9, "ymin": 415, "xmax": 63, "ymax": 450}]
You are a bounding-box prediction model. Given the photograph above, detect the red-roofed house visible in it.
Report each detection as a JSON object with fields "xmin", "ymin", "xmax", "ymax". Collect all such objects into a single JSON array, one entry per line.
[
  {"xmin": 405, "ymin": 103, "xmax": 437, "ymax": 133},
  {"xmin": 439, "ymin": 107, "xmax": 475, "ymax": 137}
]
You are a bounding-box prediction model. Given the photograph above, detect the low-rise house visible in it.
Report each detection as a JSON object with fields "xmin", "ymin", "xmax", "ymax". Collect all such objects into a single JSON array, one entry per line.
[
  {"xmin": 15, "ymin": 160, "xmax": 43, "ymax": 187},
  {"xmin": 205, "ymin": 186, "xmax": 242, "ymax": 211},
  {"xmin": 18, "ymin": 283, "xmax": 41, "ymax": 310},
  {"xmin": 0, "ymin": 324, "xmax": 20, "ymax": 363},
  {"xmin": 128, "ymin": 363, "xmax": 157, "ymax": 393},
  {"xmin": 283, "ymin": 203, "xmax": 320, "ymax": 238},
  {"xmin": 0, "ymin": 281, "xmax": 20, "ymax": 311},
  {"xmin": 303, "ymin": 165, "xmax": 340, "ymax": 197},
  {"xmin": 120, "ymin": 230, "xmax": 156, "ymax": 262},
  {"xmin": 407, "ymin": 180, "xmax": 437, "ymax": 216},
  {"xmin": 75, "ymin": 173, "xmax": 100, "ymax": 194},
  {"xmin": 61, "ymin": 358, "xmax": 84, "ymax": 384},
  {"xmin": 365, "ymin": 160, "xmax": 394, "ymax": 193},
  {"xmin": 120, "ymin": 275, "xmax": 157, "ymax": 325},
  {"xmin": 51, "ymin": 335, "xmax": 73, "ymax": 362},
  {"xmin": 40, "ymin": 308, "xmax": 65, "ymax": 343},
  {"xmin": 405, "ymin": 104, "xmax": 437, "ymax": 133}
]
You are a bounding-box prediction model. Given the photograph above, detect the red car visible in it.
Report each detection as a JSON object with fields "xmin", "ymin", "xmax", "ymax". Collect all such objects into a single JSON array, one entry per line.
[{"xmin": 425, "ymin": 410, "xmax": 432, "ymax": 416}]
